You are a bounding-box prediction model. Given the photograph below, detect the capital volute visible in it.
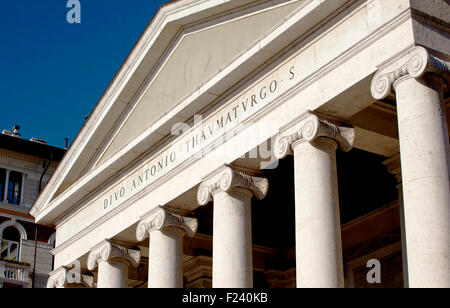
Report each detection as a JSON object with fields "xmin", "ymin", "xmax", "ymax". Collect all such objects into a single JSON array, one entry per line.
[
  {"xmin": 87, "ymin": 239, "xmax": 141, "ymax": 271},
  {"xmin": 371, "ymin": 46, "xmax": 450, "ymax": 100},
  {"xmin": 197, "ymin": 165, "xmax": 269, "ymax": 206},
  {"xmin": 273, "ymin": 112, "xmax": 355, "ymax": 159},
  {"xmin": 47, "ymin": 261, "xmax": 94, "ymax": 288},
  {"xmin": 136, "ymin": 206, "xmax": 198, "ymax": 242}
]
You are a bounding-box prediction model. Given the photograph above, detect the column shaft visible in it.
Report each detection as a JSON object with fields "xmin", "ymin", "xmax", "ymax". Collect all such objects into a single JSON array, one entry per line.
[
  {"xmin": 395, "ymin": 75, "xmax": 450, "ymax": 287},
  {"xmin": 97, "ymin": 261, "xmax": 128, "ymax": 288},
  {"xmin": 4, "ymin": 170, "xmax": 10, "ymax": 202},
  {"xmin": 213, "ymin": 188, "xmax": 253, "ymax": 288},
  {"xmin": 148, "ymin": 228, "xmax": 184, "ymax": 288},
  {"xmin": 293, "ymin": 138, "xmax": 344, "ymax": 288}
]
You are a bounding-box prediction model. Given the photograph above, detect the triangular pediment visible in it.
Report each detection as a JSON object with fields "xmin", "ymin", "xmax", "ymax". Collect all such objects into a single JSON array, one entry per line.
[
  {"xmin": 32, "ymin": 0, "xmax": 321, "ymax": 223},
  {"xmin": 91, "ymin": 0, "xmax": 303, "ymax": 169}
]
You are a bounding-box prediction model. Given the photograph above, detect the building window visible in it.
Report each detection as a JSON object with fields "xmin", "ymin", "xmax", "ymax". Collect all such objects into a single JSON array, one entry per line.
[
  {"xmin": 0, "ymin": 169, "xmax": 5, "ymax": 202},
  {"xmin": 7, "ymin": 171, "xmax": 22, "ymax": 205},
  {"xmin": 0, "ymin": 226, "xmax": 21, "ymax": 261}
]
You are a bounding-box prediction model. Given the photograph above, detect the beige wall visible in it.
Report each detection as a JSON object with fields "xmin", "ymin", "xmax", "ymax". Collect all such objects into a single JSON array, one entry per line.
[
  {"xmin": 20, "ymin": 240, "xmax": 54, "ymax": 276},
  {"xmin": 0, "ymin": 148, "xmax": 57, "ymax": 209}
]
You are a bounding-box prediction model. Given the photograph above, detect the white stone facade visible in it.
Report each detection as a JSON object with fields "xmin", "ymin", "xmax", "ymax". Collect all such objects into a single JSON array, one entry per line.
[{"xmin": 32, "ymin": 0, "xmax": 449, "ymax": 288}]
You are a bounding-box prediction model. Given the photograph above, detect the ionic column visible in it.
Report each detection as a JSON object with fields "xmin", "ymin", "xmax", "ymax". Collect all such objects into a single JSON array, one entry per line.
[
  {"xmin": 197, "ymin": 165, "xmax": 269, "ymax": 288},
  {"xmin": 87, "ymin": 240, "xmax": 140, "ymax": 288},
  {"xmin": 372, "ymin": 46, "xmax": 450, "ymax": 288},
  {"xmin": 137, "ymin": 206, "xmax": 197, "ymax": 288},
  {"xmin": 274, "ymin": 112, "xmax": 355, "ymax": 288},
  {"xmin": 47, "ymin": 261, "xmax": 94, "ymax": 288}
]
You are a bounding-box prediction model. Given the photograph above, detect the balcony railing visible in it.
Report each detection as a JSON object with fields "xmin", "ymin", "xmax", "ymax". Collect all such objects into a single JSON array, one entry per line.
[{"xmin": 0, "ymin": 261, "xmax": 30, "ymax": 287}]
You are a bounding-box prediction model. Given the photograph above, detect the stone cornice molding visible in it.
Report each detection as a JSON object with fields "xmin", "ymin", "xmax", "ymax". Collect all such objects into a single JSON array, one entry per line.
[
  {"xmin": 87, "ymin": 239, "xmax": 141, "ymax": 271},
  {"xmin": 371, "ymin": 46, "xmax": 450, "ymax": 100},
  {"xmin": 47, "ymin": 263, "xmax": 94, "ymax": 288},
  {"xmin": 197, "ymin": 165, "xmax": 269, "ymax": 206},
  {"xmin": 273, "ymin": 112, "xmax": 355, "ymax": 159},
  {"xmin": 136, "ymin": 206, "xmax": 198, "ymax": 242}
]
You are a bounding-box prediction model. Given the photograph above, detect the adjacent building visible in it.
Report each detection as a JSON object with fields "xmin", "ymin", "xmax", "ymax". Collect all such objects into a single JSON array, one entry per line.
[
  {"xmin": 0, "ymin": 126, "xmax": 66, "ymax": 288},
  {"xmin": 31, "ymin": 0, "xmax": 449, "ymax": 288}
]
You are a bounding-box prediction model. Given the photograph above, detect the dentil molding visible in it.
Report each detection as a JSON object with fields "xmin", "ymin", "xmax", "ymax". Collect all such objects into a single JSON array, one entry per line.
[
  {"xmin": 197, "ymin": 165, "xmax": 269, "ymax": 206},
  {"xmin": 87, "ymin": 239, "xmax": 141, "ymax": 271},
  {"xmin": 136, "ymin": 206, "xmax": 198, "ymax": 242},
  {"xmin": 371, "ymin": 46, "xmax": 450, "ymax": 100},
  {"xmin": 273, "ymin": 112, "xmax": 355, "ymax": 160}
]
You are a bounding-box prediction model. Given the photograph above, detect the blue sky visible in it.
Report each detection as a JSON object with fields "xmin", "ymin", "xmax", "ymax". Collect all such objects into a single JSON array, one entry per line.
[{"xmin": 0, "ymin": 0, "xmax": 168, "ymax": 148}]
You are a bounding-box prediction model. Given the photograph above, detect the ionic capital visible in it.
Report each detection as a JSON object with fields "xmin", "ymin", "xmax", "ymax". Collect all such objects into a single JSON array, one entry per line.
[
  {"xmin": 197, "ymin": 165, "xmax": 269, "ymax": 206},
  {"xmin": 47, "ymin": 261, "xmax": 94, "ymax": 288},
  {"xmin": 273, "ymin": 112, "xmax": 355, "ymax": 159},
  {"xmin": 136, "ymin": 206, "xmax": 198, "ymax": 242},
  {"xmin": 87, "ymin": 239, "xmax": 141, "ymax": 271},
  {"xmin": 371, "ymin": 46, "xmax": 450, "ymax": 100}
]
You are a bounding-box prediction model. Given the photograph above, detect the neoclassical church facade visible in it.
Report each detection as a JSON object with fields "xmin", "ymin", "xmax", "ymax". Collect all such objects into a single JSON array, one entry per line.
[{"xmin": 32, "ymin": 0, "xmax": 449, "ymax": 288}]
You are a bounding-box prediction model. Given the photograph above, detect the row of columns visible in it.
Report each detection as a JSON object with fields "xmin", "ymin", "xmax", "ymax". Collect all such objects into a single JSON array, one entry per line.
[
  {"xmin": 48, "ymin": 46, "xmax": 449, "ymax": 288},
  {"xmin": 48, "ymin": 115, "xmax": 353, "ymax": 289}
]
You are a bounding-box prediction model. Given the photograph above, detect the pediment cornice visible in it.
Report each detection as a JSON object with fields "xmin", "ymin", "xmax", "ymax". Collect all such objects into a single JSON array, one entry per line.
[{"xmin": 31, "ymin": 0, "xmax": 353, "ymax": 225}]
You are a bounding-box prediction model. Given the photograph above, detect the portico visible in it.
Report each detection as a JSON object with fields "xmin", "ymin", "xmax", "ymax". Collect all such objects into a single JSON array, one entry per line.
[{"xmin": 31, "ymin": 0, "xmax": 449, "ymax": 288}]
